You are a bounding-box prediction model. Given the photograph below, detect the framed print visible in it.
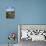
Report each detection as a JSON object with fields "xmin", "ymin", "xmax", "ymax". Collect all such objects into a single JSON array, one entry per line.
[{"xmin": 6, "ymin": 8, "xmax": 15, "ymax": 19}]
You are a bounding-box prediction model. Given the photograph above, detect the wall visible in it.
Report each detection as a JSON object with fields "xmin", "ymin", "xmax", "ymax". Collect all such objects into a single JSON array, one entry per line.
[
  {"xmin": 0, "ymin": 0, "xmax": 18, "ymax": 44},
  {"xmin": 0, "ymin": 0, "xmax": 46, "ymax": 44},
  {"xmin": 16, "ymin": 0, "xmax": 46, "ymax": 24}
]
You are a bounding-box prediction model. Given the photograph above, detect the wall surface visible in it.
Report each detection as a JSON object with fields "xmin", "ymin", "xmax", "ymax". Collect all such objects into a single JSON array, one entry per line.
[
  {"xmin": 0, "ymin": 0, "xmax": 46, "ymax": 44},
  {"xmin": 0, "ymin": 0, "xmax": 18, "ymax": 44},
  {"xmin": 16, "ymin": 0, "xmax": 46, "ymax": 24}
]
